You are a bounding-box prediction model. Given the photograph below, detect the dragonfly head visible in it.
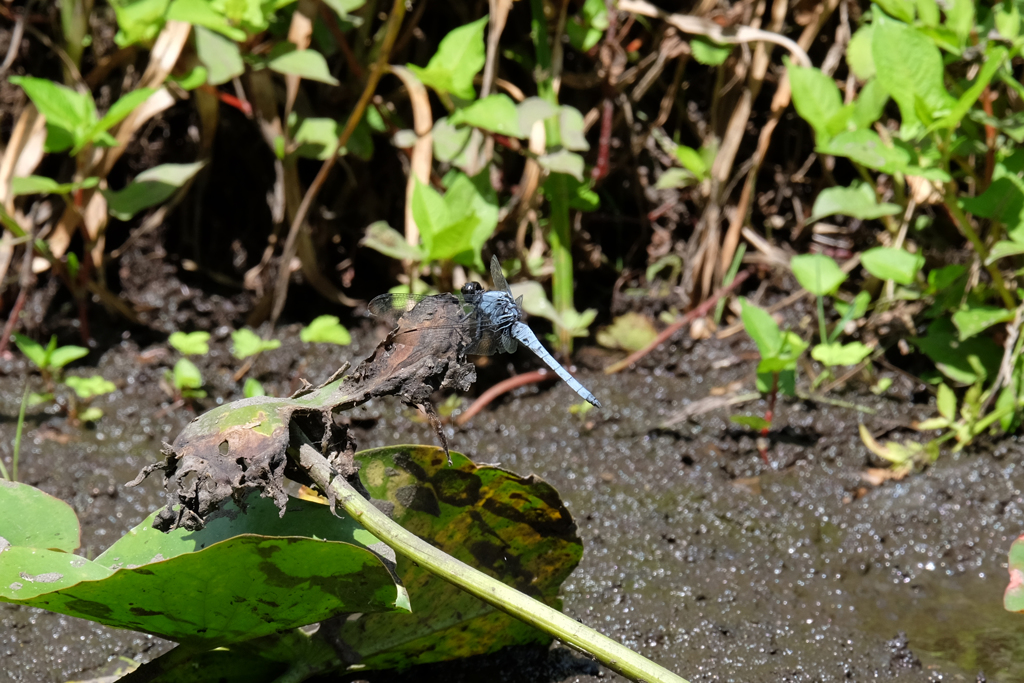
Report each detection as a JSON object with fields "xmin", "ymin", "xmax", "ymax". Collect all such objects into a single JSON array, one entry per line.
[{"xmin": 461, "ymin": 281, "xmax": 484, "ymax": 301}]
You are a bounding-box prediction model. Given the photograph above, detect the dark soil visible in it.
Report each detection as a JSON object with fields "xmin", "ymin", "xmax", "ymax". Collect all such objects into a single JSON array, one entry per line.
[{"xmin": 2, "ymin": 318, "xmax": 1022, "ymax": 683}]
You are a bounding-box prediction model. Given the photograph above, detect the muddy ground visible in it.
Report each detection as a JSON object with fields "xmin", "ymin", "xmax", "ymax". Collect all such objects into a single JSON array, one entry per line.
[{"xmin": 1, "ymin": 319, "xmax": 1023, "ymax": 683}]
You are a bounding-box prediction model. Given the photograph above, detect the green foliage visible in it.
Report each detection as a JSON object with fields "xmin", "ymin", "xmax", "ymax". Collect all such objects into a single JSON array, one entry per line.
[
  {"xmin": 739, "ymin": 298, "xmax": 807, "ymax": 396},
  {"xmin": 790, "ymin": 254, "xmax": 847, "ymax": 296},
  {"xmin": 300, "ymin": 315, "xmax": 352, "ymax": 345},
  {"xmin": 808, "ymin": 183, "xmax": 901, "ymax": 222},
  {"xmin": 14, "ymin": 334, "xmax": 88, "ymax": 378},
  {"xmin": 595, "ymin": 312, "xmax": 658, "ymax": 353},
  {"xmin": 104, "ymin": 162, "xmax": 205, "ymax": 220},
  {"xmin": 9, "ymin": 77, "xmax": 155, "ymax": 155},
  {"xmin": 860, "ymin": 247, "xmax": 924, "ymax": 285},
  {"xmin": 408, "ymin": 17, "xmax": 488, "ymax": 100},
  {"xmin": 230, "ymin": 329, "xmax": 281, "ymax": 360},
  {"xmin": 566, "ymin": 0, "xmax": 608, "ymax": 52},
  {"xmin": 243, "ymin": 377, "xmax": 266, "ymax": 398},
  {"xmin": 64, "ymin": 375, "xmax": 116, "ymax": 400},
  {"xmin": 169, "ymin": 358, "xmax": 206, "ymax": 399},
  {"xmin": 11, "ymin": 175, "xmax": 98, "ymax": 197},
  {"xmin": 168, "ymin": 330, "xmax": 211, "ymax": 356}
]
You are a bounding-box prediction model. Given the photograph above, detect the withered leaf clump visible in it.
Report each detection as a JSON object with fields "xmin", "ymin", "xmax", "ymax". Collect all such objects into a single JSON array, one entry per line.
[{"xmin": 130, "ymin": 294, "xmax": 477, "ymax": 531}]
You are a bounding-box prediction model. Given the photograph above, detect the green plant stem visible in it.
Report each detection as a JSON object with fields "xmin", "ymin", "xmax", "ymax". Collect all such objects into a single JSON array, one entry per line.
[
  {"xmin": 291, "ymin": 441, "xmax": 690, "ymax": 683},
  {"xmin": 10, "ymin": 385, "xmax": 30, "ymax": 482},
  {"xmin": 943, "ymin": 184, "xmax": 1016, "ymax": 309},
  {"xmin": 816, "ymin": 295, "xmax": 827, "ymax": 347}
]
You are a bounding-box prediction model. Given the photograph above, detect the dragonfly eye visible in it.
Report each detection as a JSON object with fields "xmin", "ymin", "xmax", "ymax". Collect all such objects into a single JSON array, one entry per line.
[{"xmin": 462, "ymin": 281, "xmax": 483, "ymax": 297}]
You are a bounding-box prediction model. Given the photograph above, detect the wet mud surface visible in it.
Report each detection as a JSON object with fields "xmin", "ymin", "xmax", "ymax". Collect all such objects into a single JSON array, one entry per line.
[{"xmin": 1, "ymin": 325, "xmax": 1023, "ymax": 683}]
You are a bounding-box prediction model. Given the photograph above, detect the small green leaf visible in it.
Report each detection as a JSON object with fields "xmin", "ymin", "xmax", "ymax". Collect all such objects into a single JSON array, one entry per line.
[
  {"xmin": 269, "ymin": 49, "xmax": 339, "ymax": 85},
  {"xmin": 243, "ymin": 377, "xmax": 265, "ymax": 398},
  {"xmin": 111, "ymin": 0, "xmax": 171, "ymax": 47},
  {"xmin": 912, "ymin": 318, "xmax": 1001, "ymax": 384},
  {"xmin": 834, "ymin": 291, "xmax": 871, "ymax": 319},
  {"xmin": 8, "ymin": 76, "xmax": 94, "ymax": 141},
  {"xmin": 558, "ymin": 106, "xmax": 589, "ymax": 151},
  {"xmin": 361, "ymin": 221, "xmax": 425, "ymax": 262},
  {"xmin": 407, "ymin": 16, "xmax": 488, "ymax": 100},
  {"xmin": 64, "ymin": 375, "xmax": 116, "ymax": 399},
  {"xmin": 674, "ymin": 145, "xmax": 707, "ymax": 178},
  {"xmin": 168, "ymin": 331, "xmax": 210, "ymax": 356},
  {"xmin": 951, "ymin": 306, "xmax": 1016, "ymax": 341},
  {"xmin": 301, "ymin": 315, "xmax": 352, "ymax": 346},
  {"xmin": 810, "ymin": 341, "xmax": 872, "ymax": 367},
  {"xmin": 86, "ymin": 88, "xmax": 157, "ymax": 145},
  {"xmin": 565, "ymin": 0, "xmax": 608, "ymax": 51},
  {"xmin": 787, "ymin": 59, "xmax": 843, "ymax": 141},
  {"xmin": 194, "ymin": 25, "xmax": 244, "ymax": 85},
  {"xmin": 985, "ymin": 240, "xmax": 1024, "ymax": 265},
  {"xmin": 0, "ymin": 480, "xmax": 82, "ymax": 551},
  {"xmin": 13, "ymin": 334, "xmax": 48, "ymax": 369},
  {"xmin": 691, "ymin": 36, "xmax": 732, "ymax": 65},
  {"xmin": 431, "ymin": 116, "xmax": 473, "ymax": 163},
  {"xmin": 231, "ymin": 328, "xmax": 281, "ymax": 359},
  {"xmin": 77, "ymin": 407, "xmax": 104, "ymax": 422},
  {"xmin": 740, "ymin": 298, "xmax": 782, "ymax": 359},
  {"xmin": 166, "ymin": 0, "xmax": 246, "ymax": 41},
  {"xmin": 936, "ymin": 383, "xmax": 956, "ymax": 421},
  {"xmin": 537, "ymin": 150, "xmax": 585, "ymax": 181},
  {"xmin": 104, "ymin": 162, "xmax": 204, "ymax": 220},
  {"xmin": 449, "ymin": 94, "xmax": 521, "ymax": 137},
  {"xmin": 10, "ymin": 175, "xmax": 99, "ymax": 196},
  {"xmin": 516, "ymin": 97, "xmax": 558, "ymax": 138},
  {"xmin": 172, "ymin": 358, "xmax": 204, "ymax": 390},
  {"xmin": 790, "ymin": 253, "xmax": 847, "ymax": 296},
  {"xmin": 321, "ymin": 0, "xmax": 366, "ymax": 20},
  {"xmin": 817, "ymin": 129, "xmax": 950, "ymax": 181},
  {"xmin": 809, "ymin": 183, "xmax": 900, "ymax": 222},
  {"xmin": 860, "ymin": 247, "xmax": 924, "ymax": 285},
  {"xmin": 871, "ymin": 16, "xmax": 954, "ymax": 130},
  {"xmin": 168, "ymin": 64, "xmax": 208, "ymax": 90},
  {"xmin": 730, "ymin": 414, "xmax": 771, "ymax": 431},
  {"xmin": 48, "ymin": 344, "xmax": 89, "ymax": 369},
  {"xmin": 655, "ymin": 168, "xmax": 697, "ymax": 190},
  {"xmin": 846, "ymin": 25, "xmax": 875, "ymax": 80}
]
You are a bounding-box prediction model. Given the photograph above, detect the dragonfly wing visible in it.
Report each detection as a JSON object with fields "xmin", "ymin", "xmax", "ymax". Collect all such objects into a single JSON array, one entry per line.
[
  {"xmin": 490, "ymin": 255, "xmax": 511, "ymax": 293},
  {"xmin": 368, "ymin": 293, "xmax": 428, "ymax": 316}
]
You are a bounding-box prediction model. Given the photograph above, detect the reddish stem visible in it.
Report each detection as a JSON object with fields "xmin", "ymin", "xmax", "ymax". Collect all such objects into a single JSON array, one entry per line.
[
  {"xmin": 454, "ymin": 370, "xmax": 553, "ymax": 426},
  {"xmin": 591, "ymin": 98, "xmax": 614, "ymax": 181},
  {"xmin": 758, "ymin": 372, "xmax": 778, "ymax": 465}
]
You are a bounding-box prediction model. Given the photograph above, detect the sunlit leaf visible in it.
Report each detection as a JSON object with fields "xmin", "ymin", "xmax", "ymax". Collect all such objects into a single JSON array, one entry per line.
[
  {"xmin": 860, "ymin": 247, "xmax": 924, "ymax": 285},
  {"xmin": 810, "ymin": 341, "xmax": 872, "ymax": 367},
  {"xmin": 300, "ymin": 315, "xmax": 352, "ymax": 346},
  {"xmin": 595, "ymin": 312, "xmax": 658, "ymax": 352},
  {"xmin": 407, "ymin": 16, "xmax": 488, "ymax": 100},
  {"xmin": 790, "ymin": 253, "xmax": 846, "ymax": 296},
  {"xmin": 809, "ymin": 183, "xmax": 900, "ymax": 222},
  {"xmin": 104, "ymin": 162, "xmax": 205, "ymax": 220},
  {"xmin": 194, "ymin": 25, "xmax": 244, "ymax": 85},
  {"xmin": 230, "ymin": 329, "xmax": 281, "ymax": 359},
  {"xmin": 951, "ymin": 305, "xmax": 1016, "ymax": 341},
  {"xmin": 269, "ymin": 49, "xmax": 339, "ymax": 85},
  {"xmin": 168, "ymin": 331, "xmax": 210, "ymax": 356},
  {"xmin": 64, "ymin": 375, "xmax": 116, "ymax": 400}
]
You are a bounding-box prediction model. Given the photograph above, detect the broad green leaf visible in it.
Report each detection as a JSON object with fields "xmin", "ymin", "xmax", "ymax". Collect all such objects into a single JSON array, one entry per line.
[
  {"xmin": 595, "ymin": 312, "xmax": 658, "ymax": 352},
  {"xmin": 172, "ymin": 358, "xmax": 203, "ymax": 389},
  {"xmin": 916, "ymin": 0, "xmax": 940, "ymax": 26},
  {"xmin": 243, "ymin": 377, "xmax": 265, "ymax": 398},
  {"xmin": 442, "ymin": 170, "xmax": 499, "ymax": 270},
  {"xmin": 64, "ymin": 375, "xmax": 116, "ymax": 399},
  {"xmin": 292, "ymin": 115, "xmax": 372, "ymax": 160},
  {"xmin": 10, "ymin": 175, "xmax": 98, "ymax": 196},
  {"xmin": 946, "ymin": 0, "xmax": 975, "ymax": 46},
  {"xmin": 995, "ymin": 0, "xmax": 1021, "ymax": 39},
  {"xmin": 166, "ymin": 0, "xmax": 246, "ymax": 40},
  {"xmin": 0, "ymin": 485, "xmax": 403, "ymax": 645},
  {"xmin": 168, "ymin": 330, "xmax": 210, "ymax": 355},
  {"xmin": 231, "ymin": 328, "xmax": 281, "ymax": 359},
  {"xmin": 846, "ymin": 25, "xmax": 875, "ymax": 80},
  {"xmin": 986, "ymin": 240, "xmax": 1024, "ymax": 265},
  {"xmin": 431, "ymin": 116, "xmax": 473, "ymax": 163},
  {"xmin": 817, "ymin": 129, "xmax": 950, "ymax": 180},
  {"xmin": 1006, "ymin": 534, "xmax": 1024, "ymax": 613},
  {"xmin": 962, "ymin": 153, "xmax": 1024, "ymax": 241},
  {"xmin": 757, "ymin": 330, "xmax": 808, "ymax": 372},
  {"xmin": 168, "ymin": 64, "xmax": 208, "ymax": 90},
  {"xmin": 937, "ymin": 383, "xmax": 956, "ymax": 420},
  {"xmin": 103, "ymin": 162, "xmax": 205, "ymax": 220},
  {"xmin": 449, "ymin": 94, "xmax": 520, "ymax": 137},
  {"xmin": 872, "ymin": 17, "xmax": 954, "ymax": 129},
  {"xmin": 85, "ymin": 88, "xmax": 157, "ymax": 148},
  {"xmin": 411, "ymin": 178, "xmax": 452, "ymax": 258},
  {"xmin": 757, "ymin": 369, "xmax": 797, "ymax": 396},
  {"xmin": 875, "ymin": 0, "xmax": 915, "ymax": 22},
  {"xmin": 0, "ymin": 480, "xmax": 81, "ymax": 551},
  {"xmin": 860, "ymin": 247, "xmax": 924, "ymax": 285},
  {"xmin": 912, "ymin": 318, "xmax": 1001, "ymax": 384},
  {"xmin": 559, "ymin": 106, "xmax": 589, "ymax": 151},
  {"xmin": 809, "ymin": 183, "xmax": 900, "ymax": 222},
  {"xmin": 194, "ymin": 25, "xmax": 244, "ymax": 85},
  {"xmin": 407, "ymin": 16, "xmax": 488, "ymax": 100},
  {"xmin": 517, "ymin": 97, "xmax": 558, "ymax": 138},
  {"xmin": 787, "ymin": 59, "xmax": 843, "ymax": 141},
  {"xmin": 9, "ymin": 76, "xmax": 94, "ymax": 152},
  {"xmin": 951, "ymin": 305, "xmax": 1016, "ymax": 341},
  {"xmin": 111, "ymin": 0, "xmax": 171, "ymax": 46},
  {"xmin": 269, "ymin": 49, "xmax": 339, "ymax": 85},
  {"xmin": 690, "ymin": 36, "xmax": 732, "ymax": 65},
  {"xmin": 740, "ymin": 298, "xmax": 782, "ymax": 358},
  {"xmin": 811, "ymin": 341, "xmax": 872, "ymax": 366},
  {"xmin": 537, "ymin": 150, "xmax": 585, "ymax": 181},
  {"xmin": 730, "ymin": 414, "xmax": 771, "ymax": 431},
  {"xmin": 360, "ymin": 221, "xmax": 426, "ymax": 262},
  {"xmin": 790, "ymin": 253, "xmax": 847, "ymax": 295},
  {"xmin": 338, "ymin": 445, "xmax": 582, "ymax": 668},
  {"xmin": 300, "ymin": 315, "xmax": 352, "ymax": 345}
]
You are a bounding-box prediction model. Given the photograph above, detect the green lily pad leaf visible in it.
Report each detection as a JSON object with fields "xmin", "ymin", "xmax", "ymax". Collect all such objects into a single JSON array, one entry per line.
[
  {"xmin": 0, "ymin": 483, "xmax": 405, "ymax": 647},
  {"xmin": 951, "ymin": 305, "xmax": 1016, "ymax": 341},
  {"xmin": 596, "ymin": 312, "xmax": 658, "ymax": 352},
  {"xmin": 338, "ymin": 445, "xmax": 583, "ymax": 669},
  {"xmin": 790, "ymin": 253, "xmax": 846, "ymax": 296},
  {"xmin": 1006, "ymin": 534, "xmax": 1024, "ymax": 613},
  {"xmin": 811, "ymin": 341, "xmax": 872, "ymax": 367},
  {"xmin": 0, "ymin": 480, "xmax": 81, "ymax": 552}
]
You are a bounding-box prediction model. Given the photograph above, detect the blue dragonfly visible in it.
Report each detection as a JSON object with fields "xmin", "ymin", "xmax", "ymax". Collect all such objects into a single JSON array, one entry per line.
[{"xmin": 368, "ymin": 257, "xmax": 601, "ymax": 408}]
